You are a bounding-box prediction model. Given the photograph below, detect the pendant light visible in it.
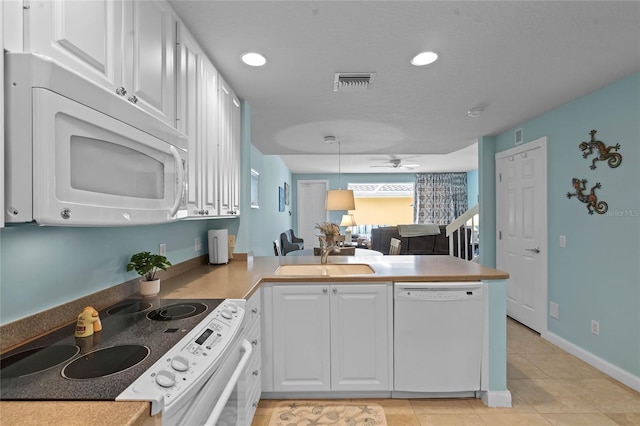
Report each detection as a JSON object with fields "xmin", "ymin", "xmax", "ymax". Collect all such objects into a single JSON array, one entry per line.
[{"xmin": 324, "ymin": 136, "xmax": 355, "ymax": 210}]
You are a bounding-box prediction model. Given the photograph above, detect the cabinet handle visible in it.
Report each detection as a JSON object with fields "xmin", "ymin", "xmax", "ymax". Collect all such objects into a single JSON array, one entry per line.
[
  {"xmin": 252, "ymin": 308, "xmax": 258, "ymax": 314},
  {"xmin": 253, "ymin": 401, "xmax": 259, "ymax": 408},
  {"xmin": 128, "ymin": 95, "xmax": 138, "ymax": 104},
  {"xmin": 252, "ymin": 369, "xmax": 259, "ymax": 376},
  {"xmin": 116, "ymin": 87, "xmax": 127, "ymax": 96},
  {"xmin": 251, "ymin": 339, "xmax": 258, "ymax": 346},
  {"xmin": 332, "ymin": 288, "xmax": 338, "ymax": 294},
  {"xmin": 322, "ymin": 288, "xmax": 328, "ymax": 294}
]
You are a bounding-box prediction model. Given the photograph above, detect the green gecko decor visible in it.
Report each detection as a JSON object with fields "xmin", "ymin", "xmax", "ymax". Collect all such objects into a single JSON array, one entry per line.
[
  {"xmin": 566, "ymin": 178, "xmax": 608, "ymax": 215},
  {"xmin": 579, "ymin": 129, "xmax": 622, "ymax": 170}
]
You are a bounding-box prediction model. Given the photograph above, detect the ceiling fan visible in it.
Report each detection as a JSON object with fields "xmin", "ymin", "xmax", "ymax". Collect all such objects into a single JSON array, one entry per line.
[{"xmin": 371, "ymin": 158, "xmax": 420, "ymax": 170}]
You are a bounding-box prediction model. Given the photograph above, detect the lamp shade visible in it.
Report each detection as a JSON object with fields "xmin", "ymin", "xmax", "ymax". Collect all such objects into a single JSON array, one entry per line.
[
  {"xmin": 326, "ymin": 189, "xmax": 355, "ymax": 211},
  {"xmin": 340, "ymin": 214, "xmax": 356, "ymax": 227}
]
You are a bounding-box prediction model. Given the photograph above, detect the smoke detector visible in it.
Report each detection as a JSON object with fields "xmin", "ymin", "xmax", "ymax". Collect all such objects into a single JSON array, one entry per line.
[{"xmin": 333, "ymin": 73, "xmax": 376, "ymax": 91}]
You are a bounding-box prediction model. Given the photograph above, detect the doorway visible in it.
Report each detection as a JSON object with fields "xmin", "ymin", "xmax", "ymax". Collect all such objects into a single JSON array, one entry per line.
[
  {"xmin": 296, "ymin": 180, "xmax": 328, "ymax": 247},
  {"xmin": 496, "ymin": 137, "xmax": 548, "ymax": 333}
]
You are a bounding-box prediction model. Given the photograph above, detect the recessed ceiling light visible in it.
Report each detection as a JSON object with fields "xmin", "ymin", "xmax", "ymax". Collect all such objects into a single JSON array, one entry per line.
[
  {"xmin": 241, "ymin": 52, "xmax": 267, "ymax": 67},
  {"xmin": 467, "ymin": 107, "xmax": 485, "ymax": 118},
  {"xmin": 411, "ymin": 51, "xmax": 438, "ymax": 66}
]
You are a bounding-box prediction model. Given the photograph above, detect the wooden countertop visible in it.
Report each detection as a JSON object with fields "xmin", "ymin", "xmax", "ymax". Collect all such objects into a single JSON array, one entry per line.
[{"xmin": 1, "ymin": 255, "xmax": 507, "ymax": 425}]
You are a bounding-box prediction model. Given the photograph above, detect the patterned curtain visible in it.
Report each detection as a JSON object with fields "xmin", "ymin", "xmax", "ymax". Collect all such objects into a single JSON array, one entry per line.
[{"xmin": 414, "ymin": 173, "xmax": 468, "ymax": 224}]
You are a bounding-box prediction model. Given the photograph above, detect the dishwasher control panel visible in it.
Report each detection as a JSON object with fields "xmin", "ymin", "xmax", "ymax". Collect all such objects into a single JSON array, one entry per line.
[{"xmin": 394, "ymin": 282, "xmax": 484, "ymax": 301}]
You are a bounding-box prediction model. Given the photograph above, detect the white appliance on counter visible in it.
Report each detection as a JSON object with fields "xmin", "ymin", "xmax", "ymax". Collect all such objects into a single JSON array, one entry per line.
[
  {"xmin": 4, "ymin": 53, "xmax": 187, "ymax": 226},
  {"xmin": 393, "ymin": 282, "xmax": 485, "ymax": 396},
  {"xmin": 117, "ymin": 299, "xmax": 251, "ymax": 425},
  {"xmin": 209, "ymin": 229, "xmax": 229, "ymax": 265}
]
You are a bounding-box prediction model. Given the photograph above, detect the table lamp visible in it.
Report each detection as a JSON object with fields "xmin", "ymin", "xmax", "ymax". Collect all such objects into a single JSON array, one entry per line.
[{"xmin": 340, "ymin": 214, "xmax": 356, "ymax": 244}]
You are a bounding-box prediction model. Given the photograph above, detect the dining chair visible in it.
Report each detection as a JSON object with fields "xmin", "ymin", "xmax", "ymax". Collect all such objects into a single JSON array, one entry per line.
[
  {"xmin": 389, "ymin": 238, "xmax": 402, "ymax": 255},
  {"xmin": 273, "ymin": 239, "xmax": 281, "ymax": 256}
]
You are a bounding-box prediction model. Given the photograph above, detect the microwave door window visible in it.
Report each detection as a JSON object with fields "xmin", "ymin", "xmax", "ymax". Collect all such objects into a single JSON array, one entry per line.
[{"xmin": 70, "ymin": 136, "xmax": 164, "ymax": 200}]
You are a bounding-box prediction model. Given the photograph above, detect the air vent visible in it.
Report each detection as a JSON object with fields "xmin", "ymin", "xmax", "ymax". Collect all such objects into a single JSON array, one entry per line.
[{"xmin": 333, "ymin": 72, "xmax": 376, "ymax": 91}]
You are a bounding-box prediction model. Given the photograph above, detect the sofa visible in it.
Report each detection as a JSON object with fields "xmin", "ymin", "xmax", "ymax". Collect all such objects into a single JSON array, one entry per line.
[{"xmin": 370, "ymin": 225, "xmax": 473, "ymax": 259}]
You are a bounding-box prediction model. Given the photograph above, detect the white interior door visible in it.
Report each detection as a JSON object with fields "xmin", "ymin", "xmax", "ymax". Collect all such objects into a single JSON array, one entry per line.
[
  {"xmin": 496, "ymin": 137, "xmax": 547, "ymax": 333},
  {"xmin": 297, "ymin": 180, "xmax": 328, "ymax": 247}
]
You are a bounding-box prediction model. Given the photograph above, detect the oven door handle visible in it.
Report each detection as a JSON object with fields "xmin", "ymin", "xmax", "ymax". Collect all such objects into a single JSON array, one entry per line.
[{"xmin": 203, "ymin": 339, "xmax": 253, "ymax": 426}]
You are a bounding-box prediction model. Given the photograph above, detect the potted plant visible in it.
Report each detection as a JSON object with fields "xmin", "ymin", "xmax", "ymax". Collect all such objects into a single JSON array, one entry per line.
[{"xmin": 127, "ymin": 251, "xmax": 172, "ymax": 297}]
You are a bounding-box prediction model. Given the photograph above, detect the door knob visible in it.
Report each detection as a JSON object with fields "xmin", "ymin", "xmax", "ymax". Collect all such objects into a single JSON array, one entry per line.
[{"xmin": 525, "ymin": 247, "xmax": 541, "ymax": 253}]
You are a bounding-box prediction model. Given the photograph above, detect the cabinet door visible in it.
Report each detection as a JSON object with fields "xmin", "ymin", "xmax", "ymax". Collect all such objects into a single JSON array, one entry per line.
[
  {"xmin": 200, "ymin": 57, "xmax": 220, "ymax": 216},
  {"xmin": 330, "ymin": 284, "xmax": 391, "ymax": 391},
  {"xmin": 218, "ymin": 77, "xmax": 241, "ymax": 216},
  {"xmin": 122, "ymin": 0, "xmax": 175, "ymax": 124},
  {"xmin": 272, "ymin": 285, "xmax": 331, "ymax": 392},
  {"xmin": 27, "ymin": 0, "xmax": 121, "ymax": 90},
  {"xmin": 176, "ymin": 24, "xmax": 201, "ymax": 216}
]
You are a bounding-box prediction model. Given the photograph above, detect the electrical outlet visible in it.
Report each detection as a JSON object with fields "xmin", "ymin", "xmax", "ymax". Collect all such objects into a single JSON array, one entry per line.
[
  {"xmin": 591, "ymin": 320, "xmax": 600, "ymax": 336},
  {"xmin": 195, "ymin": 237, "xmax": 202, "ymax": 252},
  {"xmin": 550, "ymin": 301, "xmax": 559, "ymax": 319},
  {"xmin": 559, "ymin": 235, "xmax": 566, "ymax": 248},
  {"xmin": 228, "ymin": 235, "xmax": 236, "ymax": 248},
  {"xmin": 159, "ymin": 243, "xmax": 166, "ymax": 256}
]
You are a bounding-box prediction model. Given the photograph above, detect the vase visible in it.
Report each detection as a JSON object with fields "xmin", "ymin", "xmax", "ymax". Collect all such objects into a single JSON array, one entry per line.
[{"xmin": 140, "ymin": 278, "xmax": 161, "ymax": 297}]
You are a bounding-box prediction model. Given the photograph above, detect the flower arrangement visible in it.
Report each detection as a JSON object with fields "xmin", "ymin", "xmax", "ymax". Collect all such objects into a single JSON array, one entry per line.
[{"xmin": 315, "ymin": 222, "xmax": 340, "ymax": 236}]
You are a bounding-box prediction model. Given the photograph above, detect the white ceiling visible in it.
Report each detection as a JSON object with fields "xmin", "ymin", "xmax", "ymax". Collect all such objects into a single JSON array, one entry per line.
[{"xmin": 168, "ymin": 0, "xmax": 640, "ymax": 174}]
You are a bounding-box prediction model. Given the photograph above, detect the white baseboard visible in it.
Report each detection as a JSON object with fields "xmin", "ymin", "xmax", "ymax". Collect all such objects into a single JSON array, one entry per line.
[
  {"xmin": 480, "ymin": 390, "xmax": 512, "ymax": 407},
  {"xmin": 543, "ymin": 331, "xmax": 640, "ymax": 392}
]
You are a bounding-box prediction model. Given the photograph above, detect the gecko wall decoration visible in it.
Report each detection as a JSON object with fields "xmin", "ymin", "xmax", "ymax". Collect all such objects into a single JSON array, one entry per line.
[
  {"xmin": 579, "ymin": 129, "xmax": 622, "ymax": 170},
  {"xmin": 566, "ymin": 178, "xmax": 608, "ymax": 215}
]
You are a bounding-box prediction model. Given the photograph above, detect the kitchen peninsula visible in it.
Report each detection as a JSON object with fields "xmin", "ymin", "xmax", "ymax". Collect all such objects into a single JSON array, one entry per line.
[{"xmin": 0, "ymin": 255, "xmax": 509, "ymax": 425}]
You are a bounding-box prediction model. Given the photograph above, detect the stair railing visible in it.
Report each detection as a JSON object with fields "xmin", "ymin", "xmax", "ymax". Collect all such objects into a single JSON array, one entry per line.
[{"xmin": 446, "ymin": 204, "xmax": 479, "ymax": 260}]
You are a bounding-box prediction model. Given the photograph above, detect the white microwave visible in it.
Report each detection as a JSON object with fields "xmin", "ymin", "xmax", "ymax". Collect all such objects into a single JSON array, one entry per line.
[{"xmin": 4, "ymin": 53, "xmax": 188, "ymax": 226}]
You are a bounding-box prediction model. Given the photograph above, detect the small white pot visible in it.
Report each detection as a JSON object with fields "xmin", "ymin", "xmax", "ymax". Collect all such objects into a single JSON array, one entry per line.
[{"xmin": 140, "ymin": 278, "xmax": 161, "ymax": 297}]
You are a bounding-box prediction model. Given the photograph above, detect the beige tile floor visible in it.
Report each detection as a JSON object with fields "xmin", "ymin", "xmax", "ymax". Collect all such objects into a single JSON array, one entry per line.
[{"xmin": 252, "ymin": 318, "xmax": 640, "ymax": 426}]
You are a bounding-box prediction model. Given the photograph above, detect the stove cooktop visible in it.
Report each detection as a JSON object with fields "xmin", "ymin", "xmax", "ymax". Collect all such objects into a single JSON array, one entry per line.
[{"xmin": 0, "ymin": 298, "xmax": 224, "ymax": 401}]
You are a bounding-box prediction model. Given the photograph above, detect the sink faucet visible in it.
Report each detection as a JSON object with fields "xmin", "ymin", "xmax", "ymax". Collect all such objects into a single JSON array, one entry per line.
[{"xmin": 319, "ymin": 236, "xmax": 341, "ymax": 264}]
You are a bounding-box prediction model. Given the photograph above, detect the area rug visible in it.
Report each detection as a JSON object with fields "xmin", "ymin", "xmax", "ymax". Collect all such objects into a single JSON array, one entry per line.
[{"xmin": 268, "ymin": 400, "xmax": 387, "ymax": 425}]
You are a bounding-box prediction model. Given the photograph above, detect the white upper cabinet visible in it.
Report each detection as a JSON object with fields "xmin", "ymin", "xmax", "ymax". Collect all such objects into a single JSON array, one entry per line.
[
  {"xmin": 177, "ymin": 24, "xmax": 219, "ymax": 217},
  {"xmin": 25, "ymin": 0, "xmax": 175, "ymax": 125},
  {"xmin": 218, "ymin": 77, "xmax": 241, "ymax": 216},
  {"xmin": 26, "ymin": 0, "xmax": 121, "ymax": 90},
  {"xmin": 122, "ymin": 0, "xmax": 176, "ymax": 124}
]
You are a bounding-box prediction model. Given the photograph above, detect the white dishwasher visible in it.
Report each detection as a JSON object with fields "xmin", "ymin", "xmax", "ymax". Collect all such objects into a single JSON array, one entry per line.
[{"xmin": 394, "ymin": 282, "xmax": 484, "ymax": 394}]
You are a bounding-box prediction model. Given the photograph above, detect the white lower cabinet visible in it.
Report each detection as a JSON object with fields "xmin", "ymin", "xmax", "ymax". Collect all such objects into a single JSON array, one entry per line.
[
  {"xmin": 239, "ymin": 289, "xmax": 261, "ymax": 425},
  {"xmin": 267, "ymin": 283, "xmax": 392, "ymax": 393}
]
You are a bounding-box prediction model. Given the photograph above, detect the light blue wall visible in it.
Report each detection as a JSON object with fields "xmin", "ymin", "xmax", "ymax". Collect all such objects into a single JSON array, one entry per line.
[
  {"xmin": 0, "ymin": 218, "xmax": 237, "ymax": 325},
  {"xmin": 248, "ymin": 147, "xmax": 293, "ymax": 256},
  {"xmin": 467, "ymin": 169, "xmax": 479, "ymax": 207},
  {"xmin": 291, "ymin": 172, "xmax": 478, "ymax": 232},
  {"xmin": 480, "ymin": 72, "xmax": 640, "ymax": 377},
  {"xmin": 291, "ymin": 173, "xmax": 417, "ymax": 229}
]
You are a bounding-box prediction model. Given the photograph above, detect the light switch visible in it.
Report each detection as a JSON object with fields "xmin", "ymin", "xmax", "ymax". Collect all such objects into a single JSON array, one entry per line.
[{"xmin": 559, "ymin": 235, "xmax": 566, "ymax": 248}]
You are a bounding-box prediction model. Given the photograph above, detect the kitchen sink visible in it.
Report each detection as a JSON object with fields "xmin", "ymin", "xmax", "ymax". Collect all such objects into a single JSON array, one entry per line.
[{"xmin": 274, "ymin": 264, "xmax": 375, "ymax": 276}]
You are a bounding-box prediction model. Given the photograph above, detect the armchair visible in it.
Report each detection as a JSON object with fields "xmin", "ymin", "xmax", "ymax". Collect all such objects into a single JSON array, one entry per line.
[{"xmin": 280, "ymin": 229, "xmax": 304, "ymax": 255}]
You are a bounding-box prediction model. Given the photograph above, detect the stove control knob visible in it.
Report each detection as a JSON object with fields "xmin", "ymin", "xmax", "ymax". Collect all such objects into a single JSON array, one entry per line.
[
  {"xmin": 155, "ymin": 370, "xmax": 176, "ymax": 388},
  {"xmin": 171, "ymin": 355, "xmax": 189, "ymax": 372},
  {"xmin": 227, "ymin": 303, "xmax": 238, "ymax": 313},
  {"xmin": 220, "ymin": 309, "xmax": 232, "ymax": 320}
]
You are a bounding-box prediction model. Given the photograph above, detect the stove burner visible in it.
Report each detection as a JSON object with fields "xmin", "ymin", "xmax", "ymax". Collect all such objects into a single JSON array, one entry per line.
[
  {"xmin": 0, "ymin": 345, "xmax": 80, "ymax": 379},
  {"xmin": 147, "ymin": 302, "xmax": 207, "ymax": 321},
  {"xmin": 62, "ymin": 345, "xmax": 150, "ymax": 380},
  {"xmin": 106, "ymin": 300, "xmax": 152, "ymax": 315}
]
